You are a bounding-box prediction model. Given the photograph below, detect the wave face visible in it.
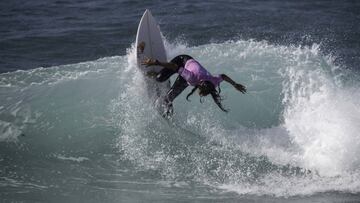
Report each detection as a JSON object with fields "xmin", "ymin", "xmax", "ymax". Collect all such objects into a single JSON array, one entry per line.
[{"xmin": 1, "ymin": 40, "xmax": 360, "ymax": 200}]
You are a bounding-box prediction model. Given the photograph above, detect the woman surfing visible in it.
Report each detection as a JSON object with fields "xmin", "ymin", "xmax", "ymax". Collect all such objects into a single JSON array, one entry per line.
[{"xmin": 142, "ymin": 55, "xmax": 246, "ymax": 116}]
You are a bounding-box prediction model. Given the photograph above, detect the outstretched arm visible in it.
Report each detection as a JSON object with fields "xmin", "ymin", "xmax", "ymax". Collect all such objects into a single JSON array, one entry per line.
[
  {"xmin": 142, "ymin": 58, "xmax": 178, "ymax": 71},
  {"xmin": 220, "ymin": 74, "xmax": 246, "ymax": 94}
]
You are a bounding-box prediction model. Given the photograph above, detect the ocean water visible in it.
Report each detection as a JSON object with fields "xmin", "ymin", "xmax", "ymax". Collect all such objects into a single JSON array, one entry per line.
[{"xmin": 1, "ymin": 0, "xmax": 360, "ymax": 202}]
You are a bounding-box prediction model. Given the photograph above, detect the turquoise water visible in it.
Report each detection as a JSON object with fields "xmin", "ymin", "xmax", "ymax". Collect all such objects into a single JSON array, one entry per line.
[{"xmin": 1, "ymin": 40, "xmax": 360, "ymax": 202}]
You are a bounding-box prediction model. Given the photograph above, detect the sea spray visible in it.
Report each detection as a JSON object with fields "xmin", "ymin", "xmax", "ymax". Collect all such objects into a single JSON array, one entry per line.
[
  {"xmin": 281, "ymin": 45, "xmax": 360, "ymax": 176},
  {"xmin": 114, "ymin": 39, "xmax": 360, "ymax": 195},
  {"xmin": 1, "ymin": 39, "xmax": 359, "ymax": 198}
]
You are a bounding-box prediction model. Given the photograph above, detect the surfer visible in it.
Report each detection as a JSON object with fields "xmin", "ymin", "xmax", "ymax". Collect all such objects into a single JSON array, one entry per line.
[{"xmin": 143, "ymin": 55, "xmax": 246, "ymax": 115}]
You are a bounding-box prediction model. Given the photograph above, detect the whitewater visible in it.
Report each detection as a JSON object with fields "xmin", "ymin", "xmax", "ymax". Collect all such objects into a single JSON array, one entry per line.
[{"xmin": 1, "ymin": 39, "xmax": 360, "ymax": 202}]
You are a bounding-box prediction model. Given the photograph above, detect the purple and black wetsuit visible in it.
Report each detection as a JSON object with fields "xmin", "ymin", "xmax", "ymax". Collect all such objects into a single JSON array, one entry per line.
[{"xmin": 156, "ymin": 55, "xmax": 223, "ymax": 103}]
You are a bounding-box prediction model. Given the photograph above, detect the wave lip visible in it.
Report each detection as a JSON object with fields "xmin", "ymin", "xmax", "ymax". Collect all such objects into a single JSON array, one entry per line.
[{"xmin": 281, "ymin": 44, "xmax": 360, "ymax": 176}]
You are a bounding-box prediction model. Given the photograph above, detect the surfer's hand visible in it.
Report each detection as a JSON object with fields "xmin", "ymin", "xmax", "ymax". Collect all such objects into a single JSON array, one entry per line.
[
  {"xmin": 234, "ymin": 83, "xmax": 246, "ymax": 94},
  {"xmin": 221, "ymin": 74, "xmax": 246, "ymax": 93},
  {"xmin": 142, "ymin": 58, "xmax": 158, "ymax": 67}
]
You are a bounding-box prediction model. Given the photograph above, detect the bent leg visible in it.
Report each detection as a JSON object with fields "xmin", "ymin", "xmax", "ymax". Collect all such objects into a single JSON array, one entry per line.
[
  {"xmin": 155, "ymin": 55, "xmax": 193, "ymax": 83},
  {"xmin": 166, "ymin": 76, "xmax": 188, "ymax": 102},
  {"xmin": 161, "ymin": 76, "xmax": 188, "ymax": 117},
  {"xmin": 156, "ymin": 68, "xmax": 176, "ymax": 82}
]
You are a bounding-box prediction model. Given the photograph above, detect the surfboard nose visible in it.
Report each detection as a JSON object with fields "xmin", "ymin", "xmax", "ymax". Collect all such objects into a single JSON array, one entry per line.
[{"xmin": 143, "ymin": 9, "xmax": 152, "ymax": 17}]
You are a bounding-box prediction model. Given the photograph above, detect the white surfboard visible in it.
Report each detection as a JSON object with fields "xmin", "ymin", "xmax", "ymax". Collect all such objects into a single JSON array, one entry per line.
[{"xmin": 135, "ymin": 9, "xmax": 170, "ymax": 99}]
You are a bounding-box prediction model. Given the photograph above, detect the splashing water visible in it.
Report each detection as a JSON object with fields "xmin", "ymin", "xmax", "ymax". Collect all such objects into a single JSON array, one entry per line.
[{"xmin": 1, "ymin": 39, "xmax": 360, "ymax": 200}]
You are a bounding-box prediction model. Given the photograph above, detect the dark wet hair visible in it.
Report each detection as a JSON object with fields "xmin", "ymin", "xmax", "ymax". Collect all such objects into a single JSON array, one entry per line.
[{"xmin": 186, "ymin": 81, "xmax": 228, "ymax": 112}]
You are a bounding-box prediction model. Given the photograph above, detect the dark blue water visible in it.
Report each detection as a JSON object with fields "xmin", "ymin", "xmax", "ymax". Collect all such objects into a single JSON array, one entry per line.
[
  {"xmin": 1, "ymin": 1, "xmax": 360, "ymax": 202},
  {"xmin": 1, "ymin": 0, "xmax": 359, "ymax": 73}
]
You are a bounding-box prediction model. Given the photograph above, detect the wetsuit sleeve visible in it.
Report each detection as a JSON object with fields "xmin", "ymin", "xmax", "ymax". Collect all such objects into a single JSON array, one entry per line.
[{"xmin": 210, "ymin": 75, "xmax": 224, "ymax": 87}]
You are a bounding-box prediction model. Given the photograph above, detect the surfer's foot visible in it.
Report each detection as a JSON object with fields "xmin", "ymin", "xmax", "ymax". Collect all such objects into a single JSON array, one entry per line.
[
  {"xmin": 154, "ymin": 97, "xmax": 173, "ymax": 119},
  {"xmin": 162, "ymin": 100, "xmax": 173, "ymax": 118}
]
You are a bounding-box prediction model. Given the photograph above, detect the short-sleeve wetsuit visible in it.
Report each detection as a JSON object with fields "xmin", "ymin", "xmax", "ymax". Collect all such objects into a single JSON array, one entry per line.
[{"xmin": 156, "ymin": 54, "xmax": 223, "ymax": 103}]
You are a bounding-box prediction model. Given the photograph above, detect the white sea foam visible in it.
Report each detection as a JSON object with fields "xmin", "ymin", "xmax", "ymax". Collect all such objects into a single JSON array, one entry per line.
[
  {"xmin": 1, "ymin": 38, "xmax": 359, "ymax": 197},
  {"xmin": 114, "ymin": 39, "xmax": 360, "ymax": 196},
  {"xmin": 55, "ymin": 154, "xmax": 89, "ymax": 162}
]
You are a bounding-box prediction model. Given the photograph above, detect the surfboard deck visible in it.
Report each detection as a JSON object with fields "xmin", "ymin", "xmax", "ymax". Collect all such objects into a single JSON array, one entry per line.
[{"xmin": 135, "ymin": 9, "xmax": 172, "ymax": 117}]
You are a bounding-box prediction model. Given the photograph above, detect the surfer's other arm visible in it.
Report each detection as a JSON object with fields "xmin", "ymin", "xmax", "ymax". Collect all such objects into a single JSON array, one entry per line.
[
  {"xmin": 142, "ymin": 58, "xmax": 178, "ymax": 71},
  {"xmin": 220, "ymin": 74, "xmax": 246, "ymax": 94}
]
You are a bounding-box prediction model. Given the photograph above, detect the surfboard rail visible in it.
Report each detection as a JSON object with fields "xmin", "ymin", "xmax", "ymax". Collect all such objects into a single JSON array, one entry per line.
[{"xmin": 135, "ymin": 9, "xmax": 171, "ymax": 115}]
